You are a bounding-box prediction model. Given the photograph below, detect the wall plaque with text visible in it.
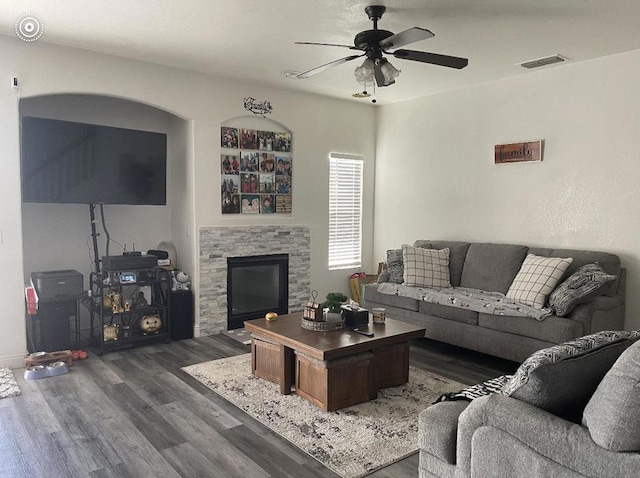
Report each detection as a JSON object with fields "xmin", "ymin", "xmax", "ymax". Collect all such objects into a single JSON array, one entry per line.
[{"xmin": 494, "ymin": 140, "xmax": 542, "ymax": 164}]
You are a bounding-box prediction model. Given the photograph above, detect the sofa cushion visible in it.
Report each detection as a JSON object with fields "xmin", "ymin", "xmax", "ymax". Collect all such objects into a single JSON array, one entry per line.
[
  {"xmin": 501, "ymin": 330, "xmax": 640, "ymax": 423},
  {"xmin": 478, "ymin": 313, "xmax": 584, "ymax": 344},
  {"xmin": 582, "ymin": 340, "xmax": 640, "ymax": 451},
  {"xmin": 413, "ymin": 240, "xmax": 471, "ymax": 287},
  {"xmin": 363, "ymin": 283, "xmax": 420, "ymax": 312},
  {"xmin": 385, "ymin": 248, "xmax": 404, "ymax": 284},
  {"xmin": 419, "ymin": 301, "xmax": 478, "ymax": 325},
  {"xmin": 548, "ymin": 263, "xmax": 617, "ymax": 317},
  {"xmin": 402, "ymin": 245, "xmax": 451, "ymax": 288},
  {"xmin": 506, "ymin": 254, "xmax": 573, "ymax": 309},
  {"xmin": 460, "ymin": 243, "xmax": 528, "ymax": 294},
  {"xmin": 528, "ymin": 247, "xmax": 621, "ymax": 297}
]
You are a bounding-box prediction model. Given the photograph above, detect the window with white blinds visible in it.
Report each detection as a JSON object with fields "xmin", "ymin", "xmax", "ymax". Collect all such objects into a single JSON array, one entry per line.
[{"xmin": 328, "ymin": 153, "xmax": 363, "ymax": 270}]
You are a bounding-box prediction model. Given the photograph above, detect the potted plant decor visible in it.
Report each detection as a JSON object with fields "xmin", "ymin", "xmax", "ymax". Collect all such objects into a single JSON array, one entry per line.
[{"xmin": 322, "ymin": 292, "xmax": 348, "ymax": 323}]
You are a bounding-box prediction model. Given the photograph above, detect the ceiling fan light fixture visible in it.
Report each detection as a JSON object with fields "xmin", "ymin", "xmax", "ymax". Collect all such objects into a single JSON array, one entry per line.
[
  {"xmin": 378, "ymin": 58, "xmax": 401, "ymax": 86},
  {"xmin": 354, "ymin": 58, "xmax": 375, "ymax": 84}
]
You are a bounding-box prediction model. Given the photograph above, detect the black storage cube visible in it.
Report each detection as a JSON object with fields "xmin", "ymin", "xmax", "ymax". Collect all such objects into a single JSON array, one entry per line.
[
  {"xmin": 38, "ymin": 299, "xmax": 76, "ymax": 351},
  {"xmin": 170, "ymin": 290, "xmax": 194, "ymax": 340}
]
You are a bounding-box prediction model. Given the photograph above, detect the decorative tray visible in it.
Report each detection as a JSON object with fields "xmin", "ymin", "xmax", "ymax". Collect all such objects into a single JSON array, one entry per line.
[{"xmin": 301, "ymin": 317, "xmax": 345, "ymax": 332}]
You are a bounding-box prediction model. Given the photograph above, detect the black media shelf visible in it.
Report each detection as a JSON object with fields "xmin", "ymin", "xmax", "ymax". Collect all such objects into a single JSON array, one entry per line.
[{"xmin": 83, "ymin": 266, "xmax": 171, "ymax": 355}]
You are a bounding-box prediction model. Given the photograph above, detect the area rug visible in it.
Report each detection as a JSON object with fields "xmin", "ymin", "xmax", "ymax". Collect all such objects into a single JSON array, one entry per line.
[
  {"xmin": 0, "ymin": 367, "xmax": 21, "ymax": 399},
  {"xmin": 183, "ymin": 354, "xmax": 465, "ymax": 478},
  {"xmin": 220, "ymin": 328, "xmax": 252, "ymax": 345}
]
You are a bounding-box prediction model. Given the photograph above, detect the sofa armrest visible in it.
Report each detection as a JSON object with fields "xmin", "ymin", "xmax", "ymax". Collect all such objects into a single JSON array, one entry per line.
[
  {"xmin": 419, "ymin": 401, "xmax": 470, "ymax": 464},
  {"xmin": 566, "ymin": 267, "xmax": 626, "ymax": 334},
  {"xmin": 592, "ymin": 293, "xmax": 624, "ymax": 312},
  {"xmin": 587, "ymin": 268, "xmax": 626, "ymax": 332},
  {"xmin": 456, "ymin": 394, "xmax": 640, "ymax": 478}
]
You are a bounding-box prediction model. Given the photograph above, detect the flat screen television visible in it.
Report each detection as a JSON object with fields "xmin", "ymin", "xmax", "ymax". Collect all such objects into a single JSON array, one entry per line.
[{"xmin": 20, "ymin": 116, "xmax": 167, "ymax": 205}]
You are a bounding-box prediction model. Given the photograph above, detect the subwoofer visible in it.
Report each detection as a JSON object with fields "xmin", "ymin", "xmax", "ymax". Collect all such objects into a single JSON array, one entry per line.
[{"xmin": 170, "ymin": 290, "xmax": 193, "ymax": 340}]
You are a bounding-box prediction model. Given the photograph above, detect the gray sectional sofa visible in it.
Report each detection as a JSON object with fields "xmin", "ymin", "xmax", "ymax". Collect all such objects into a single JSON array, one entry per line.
[
  {"xmin": 418, "ymin": 330, "xmax": 640, "ymax": 478},
  {"xmin": 363, "ymin": 240, "xmax": 626, "ymax": 363}
]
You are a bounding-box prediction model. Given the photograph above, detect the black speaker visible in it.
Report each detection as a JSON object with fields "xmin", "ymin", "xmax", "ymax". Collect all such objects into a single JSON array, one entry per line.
[{"xmin": 170, "ymin": 290, "xmax": 193, "ymax": 340}]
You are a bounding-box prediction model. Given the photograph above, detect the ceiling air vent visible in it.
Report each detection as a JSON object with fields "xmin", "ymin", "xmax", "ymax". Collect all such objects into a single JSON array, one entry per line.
[{"xmin": 518, "ymin": 54, "xmax": 567, "ymax": 69}]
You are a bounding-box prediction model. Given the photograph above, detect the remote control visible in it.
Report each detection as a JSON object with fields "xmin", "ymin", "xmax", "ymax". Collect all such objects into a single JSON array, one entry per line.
[{"xmin": 352, "ymin": 328, "xmax": 374, "ymax": 337}]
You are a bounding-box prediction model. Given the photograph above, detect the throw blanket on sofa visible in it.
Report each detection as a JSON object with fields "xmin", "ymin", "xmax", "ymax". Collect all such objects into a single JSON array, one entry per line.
[{"xmin": 376, "ymin": 283, "xmax": 553, "ymax": 321}]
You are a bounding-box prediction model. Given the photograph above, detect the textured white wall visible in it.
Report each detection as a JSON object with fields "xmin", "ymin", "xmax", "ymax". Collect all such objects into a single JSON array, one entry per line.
[
  {"xmin": 0, "ymin": 36, "xmax": 375, "ymax": 367},
  {"xmin": 374, "ymin": 50, "xmax": 640, "ymax": 331}
]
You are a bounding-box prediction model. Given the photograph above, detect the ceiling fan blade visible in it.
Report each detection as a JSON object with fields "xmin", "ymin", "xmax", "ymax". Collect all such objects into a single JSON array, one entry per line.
[
  {"xmin": 393, "ymin": 49, "xmax": 469, "ymax": 69},
  {"xmin": 295, "ymin": 42, "xmax": 361, "ymax": 50},
  {"xmin": 296, "ymin": 54, "xmax": 363, "ymax": 79},
  {"xmin": 379, "ymin": 27, "xmax": 434, "ymax": 49}
]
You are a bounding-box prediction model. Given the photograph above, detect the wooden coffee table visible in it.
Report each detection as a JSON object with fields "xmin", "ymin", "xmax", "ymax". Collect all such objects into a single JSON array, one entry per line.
[{"xmin": 244, "ymin": 312, "xmax": 425, "ymax": 411}]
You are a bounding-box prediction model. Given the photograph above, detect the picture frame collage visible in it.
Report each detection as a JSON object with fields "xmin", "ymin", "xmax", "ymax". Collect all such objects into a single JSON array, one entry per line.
[{"xmin": 220, "ymin": 126, "xmax": 292, "ymax": 214}]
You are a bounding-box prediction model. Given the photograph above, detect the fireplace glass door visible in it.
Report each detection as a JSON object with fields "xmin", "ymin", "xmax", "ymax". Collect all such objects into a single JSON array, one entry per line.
[{"xmin": 227, "ymin": 254, "xmax": 288, "ymax": 329}]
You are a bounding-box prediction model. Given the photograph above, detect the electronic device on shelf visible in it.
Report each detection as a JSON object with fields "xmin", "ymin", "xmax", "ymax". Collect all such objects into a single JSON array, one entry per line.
[
  {"xmin": 118, "ymin": 272, "xmax": 137, "ymax": 284},
  {"xmin": 105, "ymin": 267, "xmax": 157, "ymax": 285},
  {"xmin": 31, "ymin": 269, "xmax": 83, "ymax": 299},
  {"xmin": 102, "ymin": 254, "xmax": 157, "ymax": 271}
]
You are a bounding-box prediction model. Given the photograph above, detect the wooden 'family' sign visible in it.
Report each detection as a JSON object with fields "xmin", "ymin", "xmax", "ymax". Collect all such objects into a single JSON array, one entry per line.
[{"xmin": 494, "ymin": 140, "xmax": 542, "ymax": 164}]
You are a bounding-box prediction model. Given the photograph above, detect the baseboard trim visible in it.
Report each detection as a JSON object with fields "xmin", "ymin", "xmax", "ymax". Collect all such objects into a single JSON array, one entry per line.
[{"xmin": 0, "ymin": 352, "xmax": 27, "ymax": 370}]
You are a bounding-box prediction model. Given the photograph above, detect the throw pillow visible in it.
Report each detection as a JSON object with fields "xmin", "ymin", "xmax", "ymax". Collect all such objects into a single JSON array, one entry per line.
[
  {"xmin": 459, "ymin": 243, "xmax": 528, "ymax": 294},
  {"xmin": 548, "ymin": 263, "xmax": 617, "ymax": 317},
  {"xmin": 501, "ymin": 330, "xmax": 640, "ymax": 423},
  {"xmin": 434, "ymin": 374, "xmax": 512, "ymax": 404},
  {"xmin": 402, "ymin": 245, "xmax": 451, "ymax": 288},
  {"xmin": 582, "ymin": 340, "xmax": 640, "ymax": 452},
  {"xmin": 506, "ymin": 254, "xmax": 573, "ymax": 309},
  {"xmin": 385, "ymin": 249, "xmax": 404, "ymax": 284}
]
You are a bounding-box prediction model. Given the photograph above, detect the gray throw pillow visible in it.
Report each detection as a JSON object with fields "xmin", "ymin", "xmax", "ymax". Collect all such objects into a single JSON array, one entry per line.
[
  {"xmin": 582, "ymin": 339, "xmax": 640, "ymax": 451},
  {"xmin": 460, "ymin": 243, "xmax": 528, "ymax": 294},
  {"xmin": 548, "ymin": 263, "xmax": 617, "ymax": 317},
  {"xmin": 501, "ymin": 330, "xmax": 640, "ymax": 423},
  {"xmin": 385, "ymin": 249, "xmax": 404, "ymax": 284}
]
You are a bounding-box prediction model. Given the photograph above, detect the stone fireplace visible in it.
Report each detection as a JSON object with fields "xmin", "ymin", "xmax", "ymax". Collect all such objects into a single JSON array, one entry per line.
[{"xmin": 199, "ymin": 226, "xmax": 310, "ymax": 335}]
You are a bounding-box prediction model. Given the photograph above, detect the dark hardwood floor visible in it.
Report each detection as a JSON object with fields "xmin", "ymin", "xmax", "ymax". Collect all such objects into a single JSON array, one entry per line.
[{"xmin": 1, "ymin": 335, "xmax": 517, "ymax": 478}]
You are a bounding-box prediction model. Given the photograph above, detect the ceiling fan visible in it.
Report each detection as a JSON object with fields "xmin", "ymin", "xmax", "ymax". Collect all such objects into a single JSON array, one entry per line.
[{"xmin": 295, "ymin": 5, "xmax": 468, "ymax": 87}]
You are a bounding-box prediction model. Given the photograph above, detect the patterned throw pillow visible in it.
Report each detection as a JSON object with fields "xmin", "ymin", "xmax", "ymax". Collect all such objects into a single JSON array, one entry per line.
[
  {"xmin": 402, "ymin": 245, "xmax": 451, "ymax": 288},
  {"xmin": 501, "ymin": 330, "xmax": 640, "ymax": 422},
  {"xmin": 506, "ymin": 254, "xmax": 573, "ymax": 309},
  {"xmin": 385, "ymin": 249, "xmax": 404, "ymax": 284},
  {"xmin": 548, "ymin": 263, "xmax": 617, "ymax": 317}
]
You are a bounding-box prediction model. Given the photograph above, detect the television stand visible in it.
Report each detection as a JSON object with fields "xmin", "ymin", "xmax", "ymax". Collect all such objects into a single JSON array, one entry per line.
[{"xmin": 84, "ymin": 266, "xmax": 171, "ymax": 354}]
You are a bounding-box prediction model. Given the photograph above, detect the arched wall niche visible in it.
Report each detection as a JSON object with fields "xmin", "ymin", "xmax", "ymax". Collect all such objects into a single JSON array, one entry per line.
[
  {"xmin": 21, "ymin": 92, "xmax": 189, "ymax": 123},
  {"xmin": 221, "ymin": 115, "xmax": 291, "ymax": 134},
  {"xmin": 19, "ymin": 94, "xmax": 194, "ymax": 311}
]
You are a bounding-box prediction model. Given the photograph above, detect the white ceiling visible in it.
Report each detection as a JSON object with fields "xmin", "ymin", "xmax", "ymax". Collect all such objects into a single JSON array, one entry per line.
[{"xmin": 2, "ymin": 1, "xmax": 640, "ymax": 104}]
